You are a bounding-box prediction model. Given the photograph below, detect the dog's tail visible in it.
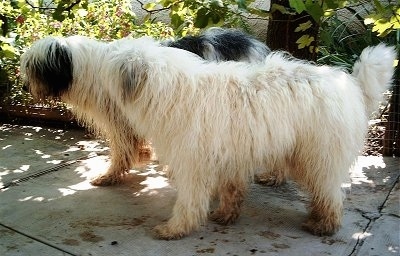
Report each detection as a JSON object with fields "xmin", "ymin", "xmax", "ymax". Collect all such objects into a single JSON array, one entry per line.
[{"xmin": 352, "ymin": 44, "xmax": 397, "ymax": 114}]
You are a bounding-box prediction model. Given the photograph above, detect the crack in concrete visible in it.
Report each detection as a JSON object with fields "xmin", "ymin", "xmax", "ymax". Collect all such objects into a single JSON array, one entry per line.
[
  {"xmin": 0, "ymin": 222, "xmax": 78, "ymax": 256},
  {"xmin": 348, "ymin": 174, "xmax": 400, "ymax": 256}
]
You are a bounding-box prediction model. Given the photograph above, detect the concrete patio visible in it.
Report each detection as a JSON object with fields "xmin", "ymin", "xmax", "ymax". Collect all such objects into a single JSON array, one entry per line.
[{"xmin": 0, "ymin": 123, "xmax": 399, "ymax": 256}]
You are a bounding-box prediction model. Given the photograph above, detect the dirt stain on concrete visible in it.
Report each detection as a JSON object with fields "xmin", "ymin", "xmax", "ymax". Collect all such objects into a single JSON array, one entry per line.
[
  {"xmin": 196, "ymin": 247, "xmax": 215, "ymax": 253},
  {"xmin": 259, "ymin": 230, "xmax": 281, "ymax": 239},
  {"xmin": 272, "ymin": 243, "xmax": 290, "ymax": 249},
  {"xmin": 79, "ymin": 230, "xmax": 104, "ymax": 243},
  {"xmin": 63, "ymin": 238, "xmax": 80, "ymax": 246},
  {"xmin": 70, "ymin": 216, "xmax": 148, "ymax": 229}
]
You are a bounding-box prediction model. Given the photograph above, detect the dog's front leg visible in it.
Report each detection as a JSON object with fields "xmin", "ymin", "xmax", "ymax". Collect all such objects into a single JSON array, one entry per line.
[{"xmin": 91, "ymin": 130, "xmax": 144, "ymax": 186}]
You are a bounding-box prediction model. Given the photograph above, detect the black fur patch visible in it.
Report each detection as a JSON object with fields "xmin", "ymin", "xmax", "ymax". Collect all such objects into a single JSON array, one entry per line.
[
  {"xmin": 166, "ymin": 29, "xmax": 270, "ymax": 61},
  {"xmin": 202, "ymin": 30, "xmax": 255, "ymax": 61},
  {"xmin": 37, "ymin": 40, "xmax": 73, "ymax": 97},
  {"xmin": 167, "ymin": 36, "xmax": 207, "ymax": 58}
]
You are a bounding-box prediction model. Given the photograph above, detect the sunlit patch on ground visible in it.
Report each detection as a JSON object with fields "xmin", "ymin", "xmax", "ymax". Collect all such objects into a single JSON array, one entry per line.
[{"xmin": 345, "ymin": 156, "xmax": 387, "ymax": 187}]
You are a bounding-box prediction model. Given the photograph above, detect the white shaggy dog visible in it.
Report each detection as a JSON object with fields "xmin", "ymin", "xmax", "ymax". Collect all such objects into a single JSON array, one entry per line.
[{"xmin": 20, "ymin": 35, "xmax": 396, "ymax": 240}]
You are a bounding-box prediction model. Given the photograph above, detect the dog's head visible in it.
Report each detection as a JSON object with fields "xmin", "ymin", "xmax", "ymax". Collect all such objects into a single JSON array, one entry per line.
[{"xmin": 20, "ymin": 37, "xmax": 73, "ymax": 99}]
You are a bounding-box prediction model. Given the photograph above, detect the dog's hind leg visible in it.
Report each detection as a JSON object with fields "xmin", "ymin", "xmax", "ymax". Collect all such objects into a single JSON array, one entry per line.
[
  {"xmin": 297, "ymin": 165, "xmax": 344, "ymax": 236},
  {"xmin": 302, "ymin": 192, "xmax": 343, "ymax": 236},
  {"xmin": 153, "ymin": 167, "xmax": 216, "ymax": 240},
  {"xmin": 209, "ymin": 179, "xmax": 247, "ymax": 225}
]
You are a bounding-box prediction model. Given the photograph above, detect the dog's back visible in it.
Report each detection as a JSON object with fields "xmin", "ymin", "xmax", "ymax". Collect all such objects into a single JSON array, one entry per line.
[{"xmin": 164, "ymin": 27, "xmax": 270, "ymax": 63}]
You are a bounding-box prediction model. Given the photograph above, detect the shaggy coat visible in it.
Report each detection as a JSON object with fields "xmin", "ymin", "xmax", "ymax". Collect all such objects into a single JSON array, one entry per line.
[
  {"xmin": 162, "ymin": 27, "xmax": 270, "ymax": 62},
  {"xmin": 20, "ymin": 36, "xmax": 396, "ymax": 239}
]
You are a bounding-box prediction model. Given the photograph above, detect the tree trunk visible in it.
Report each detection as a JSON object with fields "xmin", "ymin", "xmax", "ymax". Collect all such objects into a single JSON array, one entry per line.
[{"xmin": 266, "ymin": 0, "xmax": 319, "ymax": 61}]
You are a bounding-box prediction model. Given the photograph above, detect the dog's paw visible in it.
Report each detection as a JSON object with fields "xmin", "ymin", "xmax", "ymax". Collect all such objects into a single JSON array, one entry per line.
[
  {"xmin": 90, "ymin": 174, "xmax": 122, "ymax": 186},
  {"xmin": 209, "ymin": 210, "xmax": 239, "ymax": 225},
  {"xmin": 152, "ymin": 224, "xmax": 186, "ymax": 240},
  {"xmin": 301, "ymin": 218, "xmax": 339, "ymax": 236}
]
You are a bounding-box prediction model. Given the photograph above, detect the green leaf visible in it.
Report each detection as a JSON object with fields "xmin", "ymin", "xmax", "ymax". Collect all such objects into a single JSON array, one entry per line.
[
  {"xmin": 294, "ymin": 21, "xmax": 312, "ymax": 32},
  {"xmin": 324, "ymin": 0, "xmax": 339, "ymax": 9},
  {"xmin": 391, "ymin": 14, "xmax": 400, "ymax": 29},
  {"xmin": 211, "ymin": 0, "xmax": 224, "ymax": 8},
  {"xmin": 144, "ymin": 2, "xmax": 157, "ymax": 11},
  {"xmin": 246, "ymin": 7, "xmax": 271, "ymax": 18},
  {"xmin": 289, "ymin": 0, "xmax": 306, "ymax": 14},
  {"xmin": 373, "ymin": 0, "xmax": 385, "ymax": 14},
  {"xmin": 52, "ymin": 7, "xmax": 66, "ymax": 22},
  {"xmin": 236, "ymin": 0, "xmax": 247, "ymax": 10},
  {"xmin": 211, "ymin": 13, "xmax": 221, "ymax": 24},
  {"xmin": 296, "ymin": 34, "xmax": 314, "ymax": 49},
  {"xmin": 194, "ymin": 8, "xmax": 209, "ymax": 28},
  {"xmin": 170, "ymin": 13, "xmax": 184, "ymax": 28},
  {"xmin": 0, "ymin": 43, "xmax": 16, "ymax": 58},
  {"xmin": 371, "ymin": 18, "xmax": 392, "ymax": 37},
  {"xmin": 271, "ymin": 4, "xmax": 292, "ymax": 15},
  {"xmin": 305, "ymin": 2, "xmax": 324, "ymax": 23}
]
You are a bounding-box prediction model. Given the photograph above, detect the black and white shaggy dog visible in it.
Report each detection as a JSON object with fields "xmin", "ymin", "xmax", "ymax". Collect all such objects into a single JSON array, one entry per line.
[
  {"xmin": 20, "ymin": 35, "xmax": 396, "ymax": 240},
  {"xmin": 162, "ymin": 27, "xmax": 270, "ymax": 62}
]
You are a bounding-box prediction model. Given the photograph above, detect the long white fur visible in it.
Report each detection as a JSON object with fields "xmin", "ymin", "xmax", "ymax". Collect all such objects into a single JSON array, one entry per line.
[
  {"xmin": 103, "ymin": 38, "xmax": 395, "ymax": 238},
  {"xmin": 20, "ymin": 36, "xmax": 396, "ymax": 239}
]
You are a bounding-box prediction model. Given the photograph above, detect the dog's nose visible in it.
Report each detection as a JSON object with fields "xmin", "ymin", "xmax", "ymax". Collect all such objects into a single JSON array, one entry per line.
[{"xmin": 22, "ymin": 83, "xmax": 28, "ymax": 92}]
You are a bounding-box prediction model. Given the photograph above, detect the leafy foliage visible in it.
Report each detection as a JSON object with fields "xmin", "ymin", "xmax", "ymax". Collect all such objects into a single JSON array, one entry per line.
[
  {"xmin": 317, "ymin": 2, "xmax": 399, "ymax": 74},
  {"xmin": 281, "ymin": 0, "xmax": 399, "ymax": 52},
  {"xmin": 364, "ymin": 1, "xmax": 400, "ymax": 37},
  {"xmin": 140, "ymin": 0, "xmax": 259, "ymax": 35}
]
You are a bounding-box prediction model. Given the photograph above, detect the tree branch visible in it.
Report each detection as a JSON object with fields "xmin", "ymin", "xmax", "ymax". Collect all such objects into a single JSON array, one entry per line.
[
  {"xmin": 135, "ymin": 0, "xmax": 183, "ymax": 15},
  {"xmin": 25, "ymin": 0, "xmax": 56, "ymax": 10},
  {"xmin": 24, "ymin": 0, "xmax": 81, "ymax": 12}
]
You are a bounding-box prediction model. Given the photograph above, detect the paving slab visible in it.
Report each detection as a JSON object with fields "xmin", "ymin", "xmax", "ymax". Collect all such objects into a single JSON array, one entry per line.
[
  {"xmin": 0, "ymin": 123, "xmax": 399, "ymax": 256},
  {"xmin": 0, "ymin": 225, "xmax": 67, "ymax": 256}
]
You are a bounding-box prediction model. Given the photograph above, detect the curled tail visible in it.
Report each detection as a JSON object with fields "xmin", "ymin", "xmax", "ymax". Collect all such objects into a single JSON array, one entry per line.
[{"xmin": 352, "ymin": 44, "xmax": 397, "ymax": 114}]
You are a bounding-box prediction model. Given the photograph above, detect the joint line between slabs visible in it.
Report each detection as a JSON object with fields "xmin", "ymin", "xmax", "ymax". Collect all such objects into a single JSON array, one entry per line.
[{"xmin": 0, "ymin": 222, "xmax": 78, "ymax": 256}]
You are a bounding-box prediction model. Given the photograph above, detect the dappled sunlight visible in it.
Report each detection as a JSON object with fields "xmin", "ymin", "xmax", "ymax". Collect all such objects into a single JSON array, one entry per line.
[
  {"xmin": 18, "ymin": 196, "xmax": 46, "ymax": 202},
  {"xmin": 11, "ymin": 155, "xmax": 109, "ymax": 201},
  {"xmin": 137, "ymin": 176, "xmax": 169, "ymax": 195},
  {"xmin": 0, "ymin": 123, "xmax": 110, "ymax": 190},
  {"xmin": 12, "ymin": 165, "xmax": 30, "ymax": 174},
  {"xmin": 8, "ymin": 155, "xmax": 170, "ymax": 202},
  {"xmin": 388, "ymin": 246, "xmax": 399, "ymax": 253},
  {"xmin": 69, "ymin": 180, "xmax": 95, "ymax": 191},
  {"xmin": 58, "ymin": 188, "xmax": 78, "ymax": 197},
  {"xmin": 352, "ymin": 231, "xmax": 372, "ymax": 240},
  {"xmin": 348, "ymin": 156, "xmax": 387, "ymax": 185},
  {"xmin": 73, "ymin": 154, "xmax": 110, "ymax": 179},
  {"xmin": 131, "ymin": 164, "xmax": 170, "ymax": 196},
  {"xmin": 64, "ymin": 140, "xmax": 109, "ymax": 153},
  {"xmin": 2, "ymin": 145, "xmax": 11, "ymax": 150},
  {"xmin": 40, "ymin": 155, "xmax": 112, "ymax": 200}
]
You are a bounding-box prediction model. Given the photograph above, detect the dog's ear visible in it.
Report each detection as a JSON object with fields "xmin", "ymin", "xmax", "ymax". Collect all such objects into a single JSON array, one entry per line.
[
  {"xmin": 38, "ymin": 39, "xmax": 73, "ymax": 97},
  {"xmin": 119, "ymin": 60, "xmax": 148, "ymax": 101}
]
